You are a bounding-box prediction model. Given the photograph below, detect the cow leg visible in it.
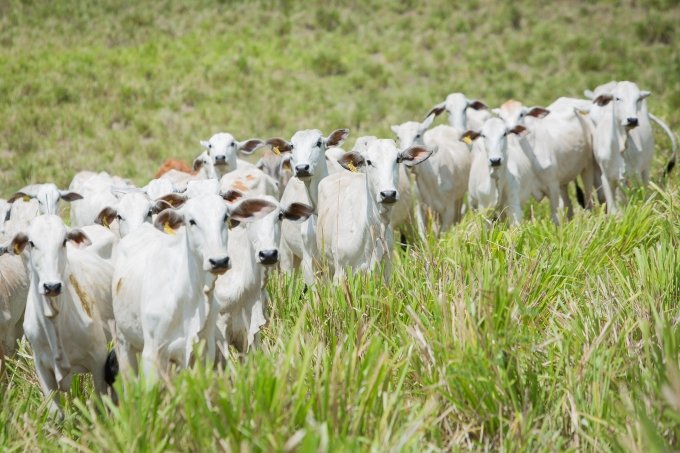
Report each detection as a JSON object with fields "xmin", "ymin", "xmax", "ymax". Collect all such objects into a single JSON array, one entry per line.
[
  {"xmin": 641, "ymin": 168, "xmax": 651, "ymax": 187},
  {"xmin": 580, "ymin": 165, "xmax": 595, "ymax": 210},
  {"xmin": 560, "ymin": 185, "xmax": 574, "ymax": 220},
  {"xmin": 34, "ymin": 360, "xmax": 63, "ymax": 420},
  {"xmin": 600, "ymin": 175, "xmax": 618, "ymax": 214},
  {"xmin": 414, "ymin": 203, "xmax": 428, "ymax": 242},
  {"xmin": 546, "ymin": 183, "xmax": 560, "ymax": 225}
]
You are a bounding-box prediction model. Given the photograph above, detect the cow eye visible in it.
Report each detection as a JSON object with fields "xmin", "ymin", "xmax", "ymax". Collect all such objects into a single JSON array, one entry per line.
[
  {"xmin": 189, "ymin": 219, "xmax": 196, "ymax": 226},
  {"xmin": 316, "ymin": 139, "xmax": 322, "ymax": 148},
  {"xmin": 208, "ymin": 143, "xmax": 212, "ymax": 149},
  {"xmin": 62, "ymin": 239, "xmax": 67, "ymax": 247},
  {"xmin": 415, "ymin": 133, "xmax": 421, "ymax": 139},
  {"xmin": 366, "ymin": 159, "xmax": 373, "ymax": 166},
  {"xmin": 28, "ymin": 240, "xmax": 35, "ymax": 248},
  {"xmin": 116, "ymin": 214, "xmax": 123, "ymax": 221},
  {"xmin": 616, "ymin": 97, "xmax": 622, "ymax": 101},
  {"xmin": 147, "ymin": 210, "xmax": 153, "ymax": 217}
]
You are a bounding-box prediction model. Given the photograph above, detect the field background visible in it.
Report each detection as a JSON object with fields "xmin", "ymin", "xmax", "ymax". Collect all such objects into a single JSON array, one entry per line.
[{"xmin": 1, "ymin": 0, "xmax": 680, "ymax": 451}]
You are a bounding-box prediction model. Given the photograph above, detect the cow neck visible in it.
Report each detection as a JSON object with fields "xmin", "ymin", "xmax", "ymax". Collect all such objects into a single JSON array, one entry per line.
[
  {"xmin": 302, "ymin": 158, "xmax": 328, "ymax": 212},
  {"xmin": 605, "ymin": 101, "xmax": 627, "ymax": 155}
]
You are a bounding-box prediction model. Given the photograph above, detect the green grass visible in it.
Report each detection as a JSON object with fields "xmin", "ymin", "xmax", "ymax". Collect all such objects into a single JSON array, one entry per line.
[{"xmin": 1, "ymin": 0, "xmax": 680, "ymax": 451}]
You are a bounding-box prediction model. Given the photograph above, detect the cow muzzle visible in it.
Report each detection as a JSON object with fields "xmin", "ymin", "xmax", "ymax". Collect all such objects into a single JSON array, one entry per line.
[
  {"xmin": 214, "ymin": 155, "xmax": 228, "ymax": 166},
  {"xmin": 625, "ymin": 117, "xmax": 639, "ymax": 129},
  {"xmin": 295, "ymin": 164, "xmax": 312, "ymax": 178},
  {"xmin": 489, "ymin": 157, "xmax": 503, "ymax": 167},
  {"xmin": 379, "ymin": 190, "xmax": 398, "ymax": 204},
  {"xmin": 208, "ymin": 256, "xmax": 231, "ymax": 274},
  {"xmin": 42, "ymin": 282, "xmax": 62, "ymax": 297},
  {"xmin": 258, "ymin": 249, "xmax": 279, "ymax": 265}
]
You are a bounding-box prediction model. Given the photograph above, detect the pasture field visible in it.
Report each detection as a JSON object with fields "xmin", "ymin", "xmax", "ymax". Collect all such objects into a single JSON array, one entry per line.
[{"xmin": 1, "ymin": 0, "xmax": 680, "ymax": 450}]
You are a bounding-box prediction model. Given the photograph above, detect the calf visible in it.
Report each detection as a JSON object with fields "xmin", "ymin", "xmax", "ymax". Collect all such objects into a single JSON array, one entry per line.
[
  {"xmin": 194, "ymin": 132, "xmax": 266, "ymax": 180},
  {"xmin": 463, "ymin": 118, "xmax": 545, "ymax": 225},
  {"xmin": 8, "ymin": 183, "xmax": 82, "ymax": 216},
  {"xmin": 265, "ymin": 128, "xmax": 349, "ymax": 285},
  {"xmin": 255, "ymin": 147, "xmax": 293, "ymax": 198},
  {"xmin": 112, "ymin": 194, "xmax": 276, "ymax": 381},
  {"xmin": 317, "ymin": 139, "xmax": 431, "ymax": 282},
  {"xmin": 1, "ymin": 215, "xmax": 112, "ymax": 418},
  {"xmin": 426, "ymin": 92, "xmax": 491, "ymax": 132}
]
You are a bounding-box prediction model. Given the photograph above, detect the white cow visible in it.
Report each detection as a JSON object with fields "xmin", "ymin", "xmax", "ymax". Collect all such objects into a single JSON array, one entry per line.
[
  {"xmin": 426, "ymin": 92, "xmax": 491, "ymax": 132},
  {"xmin": 215, "ymin": 195, "xmax": 312, "ymax": 355},
  {"xmin": 8, "ymin": 183, "xmax": 82, "ymax": 216},
  {"xmin": 70, "ymin": 172, "xmax": 132, "ymax": 227},
  {"xmin": 391, "ymin": 114, "xmax": 472, "ymax": 235},
  {"xmin": 255, "ymin": 147, "xmax": 293, "ymax": 198},
  {"xmin": 193, "ymin": 132, "xmax": 266, "ymax": 180},
  {"xmin": 317, "ymin": 139, "xmax": 431, "ymax": 283},
  {"xmin": 0, "ymin": 197, "xmax": 40, "ymax": 236},
  {"xmin": 112, "ymin": 194, "xmax": 276, "ymax": 381},
  {"xmin": 0, "ymin": 251, "xmax": 28, "ymax": 359},
  {"xmin": 265, "ymin": 128, "xmax": 350, "ymax": 285},
  {"xmin": 463, "ymin": 119, "xmax": 547, "ymax": 225},
  {"xmin": 219, "ymin": 166, "xmax": 279, "ymax": 199},
  {"xmin": 494, "ymin": 99, "xmax": 596, "ymax": 221},
  {"xmin": 584, "ymin": 80, "xmax": 677, "ymax": 186},
  {"xmin": 0, "ymin": 215, "xmax": 112, "ymax": 418}
]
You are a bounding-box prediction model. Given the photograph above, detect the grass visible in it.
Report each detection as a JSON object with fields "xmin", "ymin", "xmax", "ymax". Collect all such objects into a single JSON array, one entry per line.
[{"xmin": 1, "ymin": 0, "xmax": 680, "ymax": 451}]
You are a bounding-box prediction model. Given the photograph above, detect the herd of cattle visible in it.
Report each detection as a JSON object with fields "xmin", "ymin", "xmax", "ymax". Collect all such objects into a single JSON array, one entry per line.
[{"xmin": 0, "ymin": 80, "xmax": 676, "ymax": 418}]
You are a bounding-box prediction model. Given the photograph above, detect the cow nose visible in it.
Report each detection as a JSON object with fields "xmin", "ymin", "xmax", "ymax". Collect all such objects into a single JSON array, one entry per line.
[
  {"xmin": 295, "ymin": 164, "xmax": 311, "ymax": 177},
  {"xmin": 626, "ymin": 117, "xmax": 639, "ymax": 127},
  {"xmin": 214, "ymin": 155, "xmax": 227, "ymax": 164},
  {"xmin": 489, "ymin": 157, "xmax": 502, "ymax": 167},
  {"xmin": 43, "ymin": 282, "xmax": 62, "ymax": 296},
  {"xmin": 209, "ymin": 257, "xmax": 231, "ymax": 271},
  {"xmin": 258, "ymin": 249, "xmax": 279, "ymax": 265},
  {"xmin": 379, "ymin": 190, "xmax": 398, "ymax": 203}
]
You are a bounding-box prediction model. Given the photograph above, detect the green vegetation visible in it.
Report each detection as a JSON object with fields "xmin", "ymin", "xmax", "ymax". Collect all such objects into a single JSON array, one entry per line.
[{"xmin": 1, "ymin": 0, "xmax": 679, "ymax": 450}]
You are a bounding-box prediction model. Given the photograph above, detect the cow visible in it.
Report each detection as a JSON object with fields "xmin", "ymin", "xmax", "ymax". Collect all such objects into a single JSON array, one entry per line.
[
  {"xmin": 8, "ymin": 183, "xmax": 82, "ymax": 217},
  {"xmin": 255, "ymin": 147, "xmax": 293, "ymax": 198},
  {"xmin": 265, "ymin": 128, "xmax": 350, "ymax": 285},
  {"xmin": 391, "ymin": 114, "xmax": 472, "ymax": 236},
  {"xmin": 0, "ymin": 215, "xmax": 112, "ymax": 419},
  {"xmin": 111, "ymin": 194, "xmax": 277, "ymax": 382},
  {"xmin": 425, "ymin": 92, "xmax": 491, "ymax": 132},
  {"xmin": 462, "ymin": 119, "xmax": 545, "ymax": 225},
  {"xmin": 193, "ymin": 132, "xmax": 266, "ymax": 180},
  {"xmin": 317, "ymin": 139, "xmax": 431, "ymax": 283}
]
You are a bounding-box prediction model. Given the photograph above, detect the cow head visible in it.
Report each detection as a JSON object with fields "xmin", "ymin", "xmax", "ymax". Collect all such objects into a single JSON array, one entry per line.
[
  {"xmin": 339, "ymin": 139, "xmax": 431, "ymax": 205},
  {"xmin": 0, "ymin": 215, "xmax": 90, "ymax": 317},
  {"xmin": 154, "ymin": 194, "xmax": 276, "ymax": 274},
  {"xmin": 391, "ymin": 113, "xmax": 437, "ymax": 151},
  {"xmin": 266, "ymin": 128, "xmax": 349, "ymax": 180},
  {"xmin": 462, "ymin": 118, "xmax": 527, "ymax": 174},
  {"xmin": 195, "ymin": 132, "xmax": 265, "ymax": 179},
  {"xmin": 8, "ymin": 183, "xmax": 82, "ymax": 216},
  {"xmin": 492, "ymin": 100, "xmax": 550, "ymax": 130},
  {"xmin": 426, "ymin": 93, "xmax": 489, "ymax": 131},
  {"xmin": 592, "ymin": 81, "xmax": 650, "ymax": 130}
]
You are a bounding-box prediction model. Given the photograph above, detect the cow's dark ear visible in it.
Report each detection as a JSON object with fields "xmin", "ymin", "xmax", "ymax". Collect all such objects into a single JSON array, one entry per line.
[
  {"xmin": 509, "ymin": 125, "xmax": 528, "ymax": 137},
  {"xmin": 338, "ymin": 152, "xmax": 366, "ymax": 172},
  {"xmin": 461, "ymin": 130, "xmax": 481, "ymax": 144},
  {"xmin": 153, "ymin": 193, "xmax": 187, "ymax": 213},
  {"xmin": 95, "ymin": 207, "xmax": 118, "ymax": 228},
  {"xmin": 221, "ymin": 189, "xmax": 244, "ymax": 203},
  {"xmin": 594, "ymin": 95, "xmax": 613, "ymax": 107},
  {"xmin": 325, "ymin": 128, "xmax": 350, "ymax": 147},
  {"xmin": 468, "ymin": 100, "xmax": 488, "ymax": 110},
  {"xmin": 67, "ymin": 229, "xmax": 92, "ymax": 248},
  {"xmin": 59, "ymin": 191, "xmax": 83, "ymax": 202},
  {"xmin": 154, "ymin": 209, "xmax": 184, "ymax": 234},
  {"xmin": 424, "ymin": 102, "xmax": 446, "ymax": 119},
  {"xmin": 281, "ymin": 202, "xmax": 313, "ymax": 223},
  {"xmin": 238, "ymin": 139, "xmax": 265, "ymax": 154},
  {"xmin": 526, "ymin": 107, "xmax": 550, "ymax": 118},
  {"xmin": 0, "ymin": 233, "xmax": 29, "ymax": 256},
  {"xmin": 265, "ymin": 138, "xmax": 293, "ymax": 154}
]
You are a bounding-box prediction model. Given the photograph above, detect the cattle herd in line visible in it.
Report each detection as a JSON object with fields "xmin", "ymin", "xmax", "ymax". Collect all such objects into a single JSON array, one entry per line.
[{"xmin": 0, "ymin": 80, "xmax": 676, "ymax": 419}]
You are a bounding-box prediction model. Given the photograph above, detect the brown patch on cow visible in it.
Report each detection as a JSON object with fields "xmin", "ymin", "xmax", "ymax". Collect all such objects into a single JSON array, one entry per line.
[
  {"xmin": 245, "ymin": 174, "xmax": 255, "ymax": 181},
  {"xmin": 69, "ymin": 274, "xmax": 93, "ymax": 319},
  {"xmin": 232, "ymin": 180, "xmax": 249, "ymax": 192},
  {"xmin": 154, "ymin": 159, "xmax": 197, "ymax": 178},
  {"xmin": 116, "ymin": 278, "xmax": 123, "ymax": 295}
]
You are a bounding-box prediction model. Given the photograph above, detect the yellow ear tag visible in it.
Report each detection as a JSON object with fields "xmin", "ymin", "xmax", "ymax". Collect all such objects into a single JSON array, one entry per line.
[
  {"xmin": 463, "ymin": 136, "xmax": 473, "ymax": 145},
  {"xmin": 22, "ymin": 195, "xmax": 30, "ymax": 202},
  {"xmin": 102, "ymin": 217, "xmax": 110, "ymax": 229},
  {"xmin": 347, "ymin": 161, "xmax": 358, "ymax": 173},
  {"xmin": 272, "ymin": 146, "xmax": 281, "ymax": 156},
  {"xmin": 163, "ymin": 222, "xmax": 176, "ymax": 235}
]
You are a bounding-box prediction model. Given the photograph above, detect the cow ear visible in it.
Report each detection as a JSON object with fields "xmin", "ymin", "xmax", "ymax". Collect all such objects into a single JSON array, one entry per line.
[
  {"xmin": 255, "ymin": 159, "xmax": 265, "ymax": 170},
  {"xmin": 95, "ymin": 207, "xmax": 118, "ymax": 228},
  {"xmin": 59, "ymin": 191, "xmax": 83, "ymax": 202},
  {"xmin": 461, "ymin": 130, "xmax": 481, "ymax": 144},
  {"xmin": 468, "ymin": 100, "xmax": 488, "ymax": 110},
  {"xmin": 421, "ymin": 113, "xmax": 436, "ymax": 131},
  {"xmin": 221, "ymin": 189, "xmax": 244, "ymax": 203},
  {"xmin": 0, "ymin": 233, "xmax": 28, "ymax": 256},
  {"xmin": 325, "ymin": 128, "xmax": 350, "ymax": 148},
  {"xmin": 526, "ymin": 107, "xmax": 550, "ymax": 118},
  {"xmin": 338, "ymin": 152, "xmax": 366, "ymax": 172},
  {"xmin": 280, "ymin": 155, "xmax": 292, "ymax": 173},
  {"xmin": 509, "ymin": 125, "xmax": 528, "ymax": 136},
  {"xmin": 193, "ymin": 152, "xmax": 207, "ymax": 172},
  {"xmin": 154, "ymin": 209, "xmax": 184, "ymax": 234},
  {"xmin": 594, "ymin": 94, "xmax": 613, "ymax": 107},
  {"xmin": 584, "ymin": 89, "xmax": 595, "ymax": 99},
  {"xmin": 228, "ymin": 198, "xmax": 277, "ymax": 223},
  {"xmin": 425, "ymin": 102, "xmax": 446, "ymax": 119},
  {"xmin": 491, "ymin": 108, "xmax": 502, "ymax": 117},
  {"xmin": 390, "ymin": 125, "xmax": 401, "ymax": 135},
  {"xmin": 399, "ymin": 146, "xmax": 432, "ymax": 167},
  {"xmin": 67, "ymin": 229, "xmax": 92, "ymax": 248},
  {"xmin": 7, "ymin": 192, "xmax": 33, "ymax": 204},
  {"xmin": 265, "ymin": 138, "xmax": 293, "ymax": 154},
  {"xmin": 639, "ymin": 91, "xmax": 651, "ymax": 100},
  {"xmin": 200, "ymin": 140, "xmax": 210, "ymax": 149},
  {"xmin": 153, "ymin": 193, "xmax": 187, "ymax": 213},
  {"xmin": 282, "ymin": 202, "xmax": 313, "ymax": 223},
  {"xmin": 238, "ymin": 139, "xmax": 265, "ymax": 155}
]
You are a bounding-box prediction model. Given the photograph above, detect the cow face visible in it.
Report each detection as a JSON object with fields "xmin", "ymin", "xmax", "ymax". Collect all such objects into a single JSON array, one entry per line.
[
  {"xmin": 493, "ymin": 100, "xmax": 550, "ymax": 130},
  {"xmin": 8, "ymin": 183, "xmax": 82, "ymax": 216},
  {"xmin": 0, "ymin": 215, "xmax": 90, "ymax": 316},
  {"xmin": 196, "ymin": 133, "xmax": 265, "ymax": 179},
  {"xmin": 266, "ymin": 129, "xmax": 349, "ymax": 180},
  {"xmin": 462, "ymin": 118, "xmax": 527, "ymax": 174},
  {"xmin": 155, "ymin": 194, "xmax": 277, "ymax": 274},
  {"xmin": 339, "ymin": 139, "xmax": 431, "ymax": 205},
  {"xmin": 390, "ymin": 113, "xmax": 436, "ymax": 151},
  {"xmin": 593, "ymin": 81, "xmax": 650, "ymax": 130}
]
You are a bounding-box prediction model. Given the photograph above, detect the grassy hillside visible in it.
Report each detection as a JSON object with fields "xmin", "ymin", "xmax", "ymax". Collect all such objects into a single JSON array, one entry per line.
[{"xmin": 1, "ymin": 0, "xmax": 680, "ymax": 451}]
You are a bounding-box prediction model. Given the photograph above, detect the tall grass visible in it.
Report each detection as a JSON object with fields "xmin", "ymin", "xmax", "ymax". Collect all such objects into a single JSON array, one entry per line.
[{"xmin": 1, "ymin": 0, "xmax": 680, "ymax": 451}]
